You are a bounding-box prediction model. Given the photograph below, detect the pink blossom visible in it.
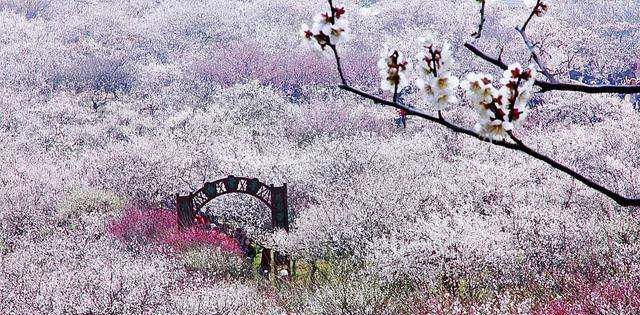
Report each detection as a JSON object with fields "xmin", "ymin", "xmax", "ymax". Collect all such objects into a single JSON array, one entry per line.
[{"xmin": 190, "ymin": 40, "xmax": 377, "ymax": 92}]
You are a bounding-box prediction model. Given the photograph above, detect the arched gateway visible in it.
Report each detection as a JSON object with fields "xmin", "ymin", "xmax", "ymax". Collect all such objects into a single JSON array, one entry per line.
[{"xmin": 175, "ymin": 175, "xmax": 290, "ymax": 276}]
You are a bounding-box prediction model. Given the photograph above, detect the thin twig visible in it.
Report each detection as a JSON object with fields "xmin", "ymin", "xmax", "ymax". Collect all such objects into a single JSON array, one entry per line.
[
  {"xmin": 516, "ymin": 28, "xmax": 557, "ymax": 83},
  {"xmin": 464, "ymin": 43, "xmax": 640, "ymax": 94},
  {"xmin": 325, "ymin": 0, "xmax": 347, "ymax": 85},
  {"xmin": 520, "ymin": 0, "xmax": 540, "ymax": 33},
  {"xmin": 393, "ymin": 83, "xmax": 399, "ymax": 103},
  {"xmin": 329, "ymin": 44, "xmax": 347, "ymax": 85},
  {"xmin": 516, "ymin": 0, "xmax": 557, "ymax": 82},
  {"xmin": 471, "ymin": 0, "xmax": 486, "ymax": 39},
  {"xmin": 464, "ymin": 43, "xmax": 509, "ymax": 69}
]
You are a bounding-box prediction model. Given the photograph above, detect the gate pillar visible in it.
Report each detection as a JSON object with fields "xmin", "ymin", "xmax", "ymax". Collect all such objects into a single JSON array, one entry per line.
[{"xmin": 176, "ymin": 194, "xmax": 195, "ymax": 228}]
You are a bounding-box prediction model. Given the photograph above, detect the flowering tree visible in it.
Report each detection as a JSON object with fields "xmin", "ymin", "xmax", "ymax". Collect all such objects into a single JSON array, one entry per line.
[{"xmin": 299, "ymin": 0, "xmax": 640, "ymax": 207}]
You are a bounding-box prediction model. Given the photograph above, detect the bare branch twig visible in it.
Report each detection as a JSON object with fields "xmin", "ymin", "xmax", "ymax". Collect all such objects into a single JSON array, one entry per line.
[
  {"xmin": 516, "ymin": 0, "xmax": 558, "ymax": 82},
  {"xmin": 329, "ymin": 44, "xmax": 347, "ymax": 85},
  {"xmin": 516, "ymin": 28, "xmax": 557, "ymax": 83},
  {"xmin": 464, "ymin": 43, "xmax": 640, "ymax": 94},
  {"xmin": 520, "ymin": 0, "xmax": 540, "ymax": 33},
  {"xmin": 471, "ymin": 0, "xmax": 486, "ymax": 39}
]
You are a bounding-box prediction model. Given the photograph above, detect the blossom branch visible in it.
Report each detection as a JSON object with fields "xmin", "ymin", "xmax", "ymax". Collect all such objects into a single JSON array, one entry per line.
[
  {"xmin": 302, "ymin": 2, "xmax": 639, "ymax": 207},
  {"xmin": 336, "ymin": 52, "xmax": 640, "ymax": 207},
  {"xmin": 464, "ymin": 43, "xmax": 640, "ymax": 94},
  {"xmin": 520, "ymin": 0, "xmax": 544, "ymax": 33}
]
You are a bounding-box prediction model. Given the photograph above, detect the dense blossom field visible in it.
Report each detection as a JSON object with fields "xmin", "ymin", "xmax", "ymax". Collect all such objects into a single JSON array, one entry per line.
[{"xmin": 0, "ymin": 0, "xmax": 639, "ymax": 314}]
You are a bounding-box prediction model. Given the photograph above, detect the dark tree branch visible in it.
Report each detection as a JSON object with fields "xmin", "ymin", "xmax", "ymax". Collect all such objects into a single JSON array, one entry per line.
[
  {"xmin": 325, "ymin": 1, "xmax": 347, "ymax": 85},
  {"xmin": 465, "ymin": 43, "xmax": 508, "ymax": 69},
  {"xmin": 317, "ymin": 0, "xmax": 639, "ymax": 207},
  {"xmin": 534, "ymin": 81, "xmax": 640, "ymax": 94},
  {"xmin": 338, "ymin": 84, "xmax": 518, "ymax": 150},
  {"xmin": 471, "ymin": 0, "xmax": 486, "ymax": 39},
  {"xmin": 467, "ymin": 0, "xmax": 640, "ymax": 93},
  {"xmin": 393, "ymin": 82, "xmax": 399, "ymax": 103},
  {"xmin": 464, "ymin": 43, "xmax": 640, "ymax": 94},
  {"xmin": 507, "ymin": 132, "xmax": 640, "ymax": 207}
]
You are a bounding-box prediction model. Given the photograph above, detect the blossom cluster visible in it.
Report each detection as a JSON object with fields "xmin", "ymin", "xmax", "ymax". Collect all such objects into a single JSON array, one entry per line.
[
  {"xmin": 462, "ymin": 63, "xmax": 537, "ymax": 141},
  {"xmin": 414, "ymin": 34, "xmax": 459, "ymax": 108},
  {"xmin": 377, "ymin": 48, "xmax": 411, "ymax": 92},
  {"xmin": 300, "ymin": 4, "xmax": 350, "ymax": 53},
  {"xmin": 376, "ymin": 34, "xmax": 460, "ymax": 109}
]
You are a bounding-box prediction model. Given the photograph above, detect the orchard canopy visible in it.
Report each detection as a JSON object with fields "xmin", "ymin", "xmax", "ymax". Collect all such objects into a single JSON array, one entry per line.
[{"xmin": 0, "ymin": 0, "xmax": 639, "ymax": 314}]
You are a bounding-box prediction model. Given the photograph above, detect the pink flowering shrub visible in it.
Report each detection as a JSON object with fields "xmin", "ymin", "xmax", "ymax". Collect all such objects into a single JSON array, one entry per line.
[
  {"xmin": 396, "ymin": 273, "xmax": 640, "ymax": 315},
  {"xmin": 534, "ymin": 276, "xmax": 640, "ymax": 315},
  {"xmin": 108, "ymin": 205, "xmax": 241, "ymax": 254},
  {"xmin": 287, "ymin": 100, "xmax": 393, "ymax": 139},
  {"xmin": 191, "ymin": 40, "xmax": 378, "ymax": 92},
  {"xmin": 163, "ymin": 227, "xmax": 241, "ymax": 253}
]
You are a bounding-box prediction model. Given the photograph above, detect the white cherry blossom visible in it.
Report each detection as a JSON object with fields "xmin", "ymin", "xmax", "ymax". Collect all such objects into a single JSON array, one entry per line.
[{"xmin": 378, "ymin": 48, "xmax": 411, "ymax": 92}]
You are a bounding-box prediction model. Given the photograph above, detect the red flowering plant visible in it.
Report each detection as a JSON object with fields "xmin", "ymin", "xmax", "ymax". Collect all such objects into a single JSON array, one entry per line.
[
  {"xmin": 533, "ymin": 274, "xmax": 640, "ymax": 315},
  {"xmin": 108, "ymin": 205, "xmax": 241, "ymax": 255}
]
